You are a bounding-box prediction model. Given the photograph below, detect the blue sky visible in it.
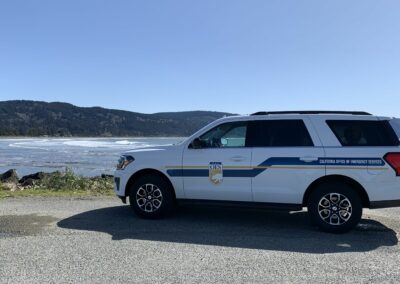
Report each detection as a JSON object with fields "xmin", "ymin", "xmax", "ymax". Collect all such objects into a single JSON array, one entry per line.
[{"xmin": 0, "ymin": 1, "xmax": 399, "ymax": 116}]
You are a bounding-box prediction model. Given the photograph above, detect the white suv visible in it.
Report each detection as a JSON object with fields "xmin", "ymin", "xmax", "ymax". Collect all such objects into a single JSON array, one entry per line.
[{"xmin": 114, "ymin": 111, "xmax": 400, "ymax": 233}]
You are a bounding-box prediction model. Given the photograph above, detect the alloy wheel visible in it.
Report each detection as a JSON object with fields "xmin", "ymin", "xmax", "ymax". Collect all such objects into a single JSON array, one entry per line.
[
  {"xmin": 136, "ymin": 183, "xmax": 163, "ymax": 213},
  {"xmin": 318, "ymin": 193, "xmax": 352, "ymax": 226}
]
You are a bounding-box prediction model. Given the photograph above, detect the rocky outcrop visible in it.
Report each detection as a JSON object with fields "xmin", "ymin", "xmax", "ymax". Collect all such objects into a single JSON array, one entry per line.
[
  {"xmin": 18, "ymin": 171, "xmax": 62, "ymax": 186},
  {"xmin": 18, "ymin": 172, "xmax": 46, "ymax": 184},
  {"xmin": 0, "ymin": 169, "xmax": 19, "ymax": 184}
]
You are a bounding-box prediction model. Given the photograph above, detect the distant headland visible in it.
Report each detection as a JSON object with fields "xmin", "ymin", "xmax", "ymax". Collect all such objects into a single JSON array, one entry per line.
[{"xmin": 0, "ymin": 100, "xmax": 233, "ymax": 137}]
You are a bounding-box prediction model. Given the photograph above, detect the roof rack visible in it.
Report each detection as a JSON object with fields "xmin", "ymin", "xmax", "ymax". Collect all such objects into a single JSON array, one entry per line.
[{"xmin": 251, "ymin": 111, "xmax": 372, "ymax": 116}]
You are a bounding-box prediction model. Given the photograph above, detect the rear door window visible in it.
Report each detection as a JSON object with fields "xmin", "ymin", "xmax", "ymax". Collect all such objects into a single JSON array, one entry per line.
[
  {"xmin": 247, "ymin": 120, "xmax": 314, "ymax": 147},
  {"xmin": 326, "ymin": 120, "xmax": 400, "ymax": 146}
]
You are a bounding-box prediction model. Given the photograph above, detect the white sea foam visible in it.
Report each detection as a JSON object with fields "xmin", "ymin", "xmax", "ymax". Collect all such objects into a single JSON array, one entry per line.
[
  {"xmin": 7, "ymin": 138, "xmax": 165, "ymax": 149},
  {"xmin": 115, "ymin": 140, "xmax": 141, "ymax": 145},
  {"xmin": 9, "ymin": 139, "xmax": 52, "ymax": 150},
  {"xmin": 63, "ymin": 140, "xmax": 113, "ymax": 148},
  {"xmin": 63, "ymin": 140, "xmax": 152, "ymax": 148}
]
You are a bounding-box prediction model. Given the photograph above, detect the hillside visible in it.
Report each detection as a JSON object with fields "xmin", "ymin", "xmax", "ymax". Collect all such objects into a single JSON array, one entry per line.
[{"xmin": 0, "ymin": 100, "xmax": 233, "ymax": 137}]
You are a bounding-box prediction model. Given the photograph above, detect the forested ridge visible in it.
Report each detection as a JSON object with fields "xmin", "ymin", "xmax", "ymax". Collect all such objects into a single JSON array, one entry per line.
[{"xmin": 0, "ymin": 100, "xmax": 233, "ymax": 137}]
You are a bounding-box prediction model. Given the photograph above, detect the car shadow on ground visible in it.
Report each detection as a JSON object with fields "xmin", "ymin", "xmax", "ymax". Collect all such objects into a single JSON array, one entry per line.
[{"xmin": 57, "ymin": 205, "xmax": 398, "ymax": 254}]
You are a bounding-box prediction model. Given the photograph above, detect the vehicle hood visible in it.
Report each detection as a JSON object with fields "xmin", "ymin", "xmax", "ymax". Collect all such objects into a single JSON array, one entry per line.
[{"xmin": 122, "ymin": 144, "xmax": 180, "ymax": 155}]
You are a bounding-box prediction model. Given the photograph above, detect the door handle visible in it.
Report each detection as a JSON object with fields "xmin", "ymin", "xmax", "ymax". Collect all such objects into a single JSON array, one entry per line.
[
  {"xmin": 230, "ymin": 155, "xmax": 246, "ymax": 162},
  {"xmin": 300, "ymin": 156, "xmax": 319, "ymax": 163}
]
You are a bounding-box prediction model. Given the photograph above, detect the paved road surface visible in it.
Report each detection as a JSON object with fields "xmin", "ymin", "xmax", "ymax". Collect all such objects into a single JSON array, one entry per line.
[{"xmin": 1, "ymin": 197, "xmax": 400, "ymax": 283}]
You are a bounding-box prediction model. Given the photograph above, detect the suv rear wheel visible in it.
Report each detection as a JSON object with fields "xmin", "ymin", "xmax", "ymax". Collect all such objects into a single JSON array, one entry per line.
[
  {"xmin": 129, "ymin": 174, "xmax": 175, "ymax": 219},
  {"xmin": 308, "ymin": 182, "xmax": 362, "ymax": 233}
]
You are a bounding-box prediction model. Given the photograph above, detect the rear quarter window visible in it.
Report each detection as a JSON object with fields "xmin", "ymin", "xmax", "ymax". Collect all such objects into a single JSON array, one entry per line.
[
  {"xmin": 389, "ymin": 119, "xmax": 400, "ymax": 138},
  {"xmin": 326, "ymin": 120, "xmax": 400, "ymax": 146}
]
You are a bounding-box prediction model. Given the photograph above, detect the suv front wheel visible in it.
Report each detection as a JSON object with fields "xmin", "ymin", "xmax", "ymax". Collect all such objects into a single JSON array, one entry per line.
[
  {"xmin": 308, "ymin": 183, "xmax": 362, "ymax": 233},
  {"xmin": 129, "ymin": 174, "xmax": 175, "ymax": 219}
]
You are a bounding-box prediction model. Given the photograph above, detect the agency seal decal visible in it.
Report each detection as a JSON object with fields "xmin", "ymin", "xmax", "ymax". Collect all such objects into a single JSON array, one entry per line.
[{"xmin": 209, "ymin": 162, "xmax": 223, "ymax": 184}]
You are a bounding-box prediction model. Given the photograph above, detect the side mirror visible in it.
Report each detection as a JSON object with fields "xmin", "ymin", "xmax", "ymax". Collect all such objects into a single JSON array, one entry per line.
[{"xmin": 191, "ymin": 138, "xmax": 202, "ymax": 149}]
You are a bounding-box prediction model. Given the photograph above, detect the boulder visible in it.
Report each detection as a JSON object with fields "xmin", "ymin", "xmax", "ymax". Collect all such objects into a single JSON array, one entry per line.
[
  {"xmin": 0, "ymin": 169, "xmax": 19, "ymax": 184},
  {"xmin": 101, "ymin": 174, "xmax": 114, "ymax": 179},
  {"xmin": 19, "ymin": 172, "xmax": 45, "ymax": 184},
  {"xmin": 20, "ymin": 178, "xmax": 36, "ymax": 187},
  {"xmin": 19, "ymin": 171, "xmax": 61, "ymax": 184}
]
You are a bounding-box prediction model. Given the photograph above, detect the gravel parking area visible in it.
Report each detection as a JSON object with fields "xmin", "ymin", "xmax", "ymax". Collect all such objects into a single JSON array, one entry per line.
[{"xmin": 1, "ymin": 197, "xmax": 400, "ymax": 283}]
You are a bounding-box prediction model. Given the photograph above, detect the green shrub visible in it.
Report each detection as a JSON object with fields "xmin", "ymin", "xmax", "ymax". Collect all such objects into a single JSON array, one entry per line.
[{"xmin": 34, "ymin": 168, "xmax": 114, "ymax": 193}]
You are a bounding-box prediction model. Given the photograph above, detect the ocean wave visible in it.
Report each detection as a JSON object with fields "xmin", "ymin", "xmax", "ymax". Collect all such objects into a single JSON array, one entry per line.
[
  {"xmin": 5, "ymin": 138, "xmax": 178, "ymax": 150},
  {"xmin": 62, "ymin": 140, "xmax": 155, "ymax": 148},
  {"xmin": 115, "ymin": 140, "xmax": 142, "ymax": 145},
  {"xmin": 63, "ymin": 140, "xmax": 113, "ymax": 148},
  {"xmin": 8, "ymin": 139, "xmax": 51, "ymax": 150}
]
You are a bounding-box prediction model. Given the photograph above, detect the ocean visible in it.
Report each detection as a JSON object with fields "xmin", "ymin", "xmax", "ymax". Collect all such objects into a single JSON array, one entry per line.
[{"xmin": 0, "ymin": 137, "xmax": 184, "ymax": 178}]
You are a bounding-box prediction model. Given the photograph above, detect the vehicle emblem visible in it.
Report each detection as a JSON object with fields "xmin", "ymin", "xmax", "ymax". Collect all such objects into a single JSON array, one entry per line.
[{"xmin": 209, "ymin": 162, "xmax": 223, "ymax": 184}]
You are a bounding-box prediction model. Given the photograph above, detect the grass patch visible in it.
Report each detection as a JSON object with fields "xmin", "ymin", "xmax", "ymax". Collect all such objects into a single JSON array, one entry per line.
[{"xmin": 0, "ymin": 168, "xmax": 114, "ymax": 199}]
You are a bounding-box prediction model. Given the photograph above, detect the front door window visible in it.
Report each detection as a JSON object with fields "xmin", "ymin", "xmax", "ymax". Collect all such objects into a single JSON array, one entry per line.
[{"xmin": 198, "ymin": 121, "xmax": 247, "ymax": 148}]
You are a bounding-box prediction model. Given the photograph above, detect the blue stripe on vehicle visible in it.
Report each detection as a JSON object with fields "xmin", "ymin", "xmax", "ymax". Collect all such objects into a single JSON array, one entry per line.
[
  {"xmin": 166, "ymin": 157, "xmax": 386, "ymax": 178},
  {"xmin": 166, "ymin": 169, "xmax": 260, "ymax": 178},
  {"xmin": 167, "ymin": 169, "xmax": 208, "ymax": 177}
]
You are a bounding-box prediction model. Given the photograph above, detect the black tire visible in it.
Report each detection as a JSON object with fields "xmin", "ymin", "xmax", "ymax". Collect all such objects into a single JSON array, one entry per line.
[
  {"xmin": 308, "ymin": 182, "xmax": 362, "ymax": 233},
  {"xmin": 128, "ymin": 174, "xmax": 175, "ymax": 219}
]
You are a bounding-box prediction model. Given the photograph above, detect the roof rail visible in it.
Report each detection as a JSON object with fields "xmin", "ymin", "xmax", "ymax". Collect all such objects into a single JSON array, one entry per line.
[{"xmin": 251, "ymin": 111, "xmax": 372, "ymax": 116}]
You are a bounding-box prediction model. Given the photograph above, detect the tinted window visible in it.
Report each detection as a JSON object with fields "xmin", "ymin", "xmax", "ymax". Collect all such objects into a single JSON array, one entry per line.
[
  {"xmin": 390, "ymin": 119, "xmax": 400, "ymax": 138},
  {"xmin": 326, "ymin": 120, "xmax": 400, "ymax": 146},
  {"xmin": 247, "ymin": 120, "xmax": 314, "ymax": 147},
  {"xmin": 198, "ymin": 121, "xmax": 247, "ymax": 148}
]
